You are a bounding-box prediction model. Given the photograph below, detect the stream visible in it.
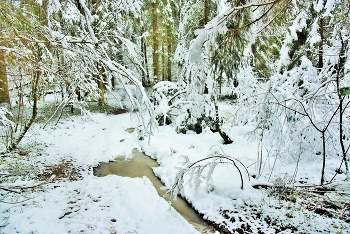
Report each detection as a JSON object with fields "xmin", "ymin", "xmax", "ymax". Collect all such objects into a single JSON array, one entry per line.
[{"xmin": 93, "ymin": 148, "xmax": 217, "ymax": 233}]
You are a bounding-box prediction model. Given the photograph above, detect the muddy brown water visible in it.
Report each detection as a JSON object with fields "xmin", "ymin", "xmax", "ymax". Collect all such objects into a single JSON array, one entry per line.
[{"xmin": 93, "ymin": 148, "xmax": 216, "ymax": 233}]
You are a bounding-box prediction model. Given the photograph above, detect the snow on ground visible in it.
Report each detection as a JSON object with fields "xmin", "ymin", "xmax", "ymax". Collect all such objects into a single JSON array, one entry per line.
[
  {"xmin": 2, "ymin": 175, "xmax": 197, "ymax": 234},
  {"xmin": 1, "ymin": 110, "xmax": 350, "ymax": 233},
  {"xmin": 139, "ymin": 123, "xmax": 350, "ymax": 233},
  {"xmin": 0, "ymin": 113, "xmax": 198, "ymax": 234}
]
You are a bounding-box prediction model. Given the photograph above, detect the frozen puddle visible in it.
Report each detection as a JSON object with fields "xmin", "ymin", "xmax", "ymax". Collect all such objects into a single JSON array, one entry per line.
[{"xmin": 93, "ymin": 149, "xmax": 217, "ymax": 233}]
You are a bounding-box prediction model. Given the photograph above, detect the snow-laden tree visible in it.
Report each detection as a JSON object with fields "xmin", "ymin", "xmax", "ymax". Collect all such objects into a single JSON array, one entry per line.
[
  {"xmin": 252, "ymin": 0, "xmax": 350, "ymax": 183},
  {"xmin": 208, "ymin": 0, "xmax": 350, "ymax": 184},
  {"xmin": 171, "ymin": 0, "xmax": 350, "ymax": 189},
  {"xmin": 171, "ymin": 0, "xmax": 289, "ymax": 140},
  {"xmin": 0, "ymin": 0, "xmax": 155, "ymax": 151},
  {"xmin": 47, "ymin": 0, "xmax": 156, "ymax": 129},
  {"xmin": 0, "ymin": 0, "xmax": 59, "ymax": 150}
]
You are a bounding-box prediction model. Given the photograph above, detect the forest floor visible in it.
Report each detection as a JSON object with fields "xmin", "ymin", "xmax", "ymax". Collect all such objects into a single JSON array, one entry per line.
[{"xmin": 1, "ymin": 96, "xmax": 350, "ymax": 233}]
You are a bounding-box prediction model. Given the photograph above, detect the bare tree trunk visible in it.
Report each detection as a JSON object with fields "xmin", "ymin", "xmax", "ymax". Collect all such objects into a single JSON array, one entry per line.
[
  {"xmin": 317, "ymin": 17, "xmax": 324, "ymax": 69},
  {"xmin": 214, "ymin": 100, "xmax": 232, "ymax": 144},
  {"xmin": 0, "ymin": 49, "xmax": 10, "ymax": 104},
  {"xmin": 166, "ymin": 24, "xmax": 172, "ymax": 81},
  {"xmin": 336, "ymin": 38, "xmax": 349, "ymax": 179},
  {"xmin": 203, "ymin": 0, "xmax": 210, "ymax": 94},
  {"xmin": 10, "ymin": 70, "xmax": 40, "ymax": 150},
  {"xmin": 151, "ymin": 0, "xmax": 160, "ymax": 84},
  {"xmin": 204, "ymin": 0, "xmax": 209, "ymax": 24},
  {"xmin": 162, "ymin": 45, "xmax": 166, "ymax": 81},
  {"xmin": 321, "ymin": 131, "xmax": 326, "ymax": 185},
  {"xmin": 98, "ymin": 64, "xmax": 105, "ymax": 106},
  {"xmin": 141, "ymin": 36, "xmax": 150, "ymax": 87}
]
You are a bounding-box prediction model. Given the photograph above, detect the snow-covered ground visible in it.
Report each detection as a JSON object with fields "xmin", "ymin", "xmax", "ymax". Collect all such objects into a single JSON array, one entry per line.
[
  {"xmin": 0, "ymin": 113, "xmax": 199, "ymax": 234},
  {"xmin": 1, "ymin": 111, "xmax": 349, "ymax": 233}
]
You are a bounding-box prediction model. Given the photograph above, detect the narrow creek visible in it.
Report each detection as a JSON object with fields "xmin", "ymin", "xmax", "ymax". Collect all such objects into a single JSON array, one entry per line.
[{"xmin": 93, "ymin": 148, "xmax": 217, "ymax": 233}]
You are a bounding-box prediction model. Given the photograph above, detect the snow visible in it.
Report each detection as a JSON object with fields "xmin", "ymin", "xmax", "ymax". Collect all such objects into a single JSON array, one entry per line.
[
  {"xmin": 188, "ymin": 29, "xmax": 207, "ymax": 63},
  {"xmin": 308, "ymin": 19, "xmax": 321, "ymax": 46},
  {"xmin": 78, "ymin": 0, "xmax": 98, "ymax": 44},
  {"xmin": 35, "ymin": 113, "xmax": 140, "ymax": 166},
  {"xmin": 0, "ymin": 107, "xmax": 13, "ymax": 130},
  {"xmin": 0, "ymin": 113, "xmax": 198, "ymax": 234},
  {"xmin": 313, "ymin": 0, "xmax": 325, "ymax": 12},
  {"xmin": 2, "ymin": 175, "xmax": 197, "ymax": 234},
  {"xmin": 1, "ymin": 108, "xmax": 349, "ymax": 233},
  {"xmin": 324, "ymin": 0, "xmax": 337, "ymax": 16},
  {"xmin": 2, "ymin": 0, "xmax": 350, "ymax": 232}
]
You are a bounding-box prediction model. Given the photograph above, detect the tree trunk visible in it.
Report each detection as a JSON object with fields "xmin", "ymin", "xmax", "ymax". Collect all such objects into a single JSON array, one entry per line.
[
  {"xmin": 317, "ymin": 17, "xmax": 324, "ymax": 69},
  {"xmin": 214, "ymin": 100, "xmax": 232, "ymax": 144},
  {"xmin": 336, "ymin": 38, "xmax": 349, "ymax": 179},
  {"xmin": 151, "ymin": 0, "xmax": 160, "ymax": 84},
  {"xmin": 162, "ymin": 45, "xmax": 166, "ymax": 81},
  {"xmin": 10, "ymin": 70, "xmax": 40, "ymax": 150},
  {"xmin": 204, "ymin": 0, "xmax": 209, "ymax": 24},
  {"xmin": 167, "ymin": 44, "xmax": 172, "ymax": 81},
  {"xmin": 0, "ymin": 49, "xmax": 10, "ymax": 104},
  {"xmin": 98, "ymin": 79, "xmax": 105, "ymax": 106},
  {"xmin": 203, "ymin": 0, "xmax": 210, "ymax": 93},
  {"xmin": 321, "ymin": 131, "xmax": 326, "ymax": 185},
  {"xmin": 166, "ymin": 23, "xmax": 172, "ymax": 81},
  {"xmin": 98, "ymin": 64, "xmax": 105, "ymax": 106},
  {"xmin": 141, "ymin": 36, "xmax": 150, "ymax": 87}
]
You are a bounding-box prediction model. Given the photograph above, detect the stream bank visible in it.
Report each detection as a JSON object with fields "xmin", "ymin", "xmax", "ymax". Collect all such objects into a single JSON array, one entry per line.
[{"xmin": 93, "ymin": 148, "xmax": 217, "ymax": 234}]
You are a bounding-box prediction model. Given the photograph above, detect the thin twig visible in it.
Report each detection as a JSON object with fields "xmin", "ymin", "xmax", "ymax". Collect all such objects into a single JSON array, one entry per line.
[
  {"xmin": 1, "ymin": 181, "xmax": 46, "ymax": 190},
  {"xmin": 0, "ymin": 198, "xmax": 32, "ymax": 204}
]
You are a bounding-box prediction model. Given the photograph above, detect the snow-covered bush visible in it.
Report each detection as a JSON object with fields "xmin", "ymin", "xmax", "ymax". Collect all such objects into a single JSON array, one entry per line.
[
  {"xmin": 151, "ymin": 81, "xmax": 184, "ymax": 126},
  {"xmin": 151, "ymin": 81, "xmax": 217, "ymax": 133},
  {"xmin": 228, "ymin": 66, "xmax": 260, "ymax": 126},
  {"xmin": 171, "ymin": 146, "xmax": 250, "ymax": 199},
  {"xmin": 227, "ymin": 1, "xmax": 350, "ymax": 183},
  {"xmin": 251, "ymin": 56, "xmax": 350, "ymax": 183},
  {"xmin": 174, "ymin": 93, "xmax": 217, "ymax": 134}
]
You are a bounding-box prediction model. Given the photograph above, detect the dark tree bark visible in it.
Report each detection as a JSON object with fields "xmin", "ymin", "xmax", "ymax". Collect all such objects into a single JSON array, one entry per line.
[
  {"xmin": 151, "ymin": 0, "xmax": 160, "ymax": 84},
  {"xmin": 0, "ymin": 49, "xmax": 10, "ymax": 104}
]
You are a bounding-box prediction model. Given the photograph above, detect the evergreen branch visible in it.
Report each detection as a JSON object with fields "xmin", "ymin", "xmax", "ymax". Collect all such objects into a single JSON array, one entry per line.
[
  {"xmin": 217, "ymin": 0, "xmax": 286, "ymax": 28},
  {"xmin": 256, "ymin": 0, "xmax": 293, "ymax": 34}
]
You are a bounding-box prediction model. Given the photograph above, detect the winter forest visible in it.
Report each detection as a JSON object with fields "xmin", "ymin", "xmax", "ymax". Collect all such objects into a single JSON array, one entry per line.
[{"xmin": 1, "ymin": 0, "xmax": 350, "ymax": 233}]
